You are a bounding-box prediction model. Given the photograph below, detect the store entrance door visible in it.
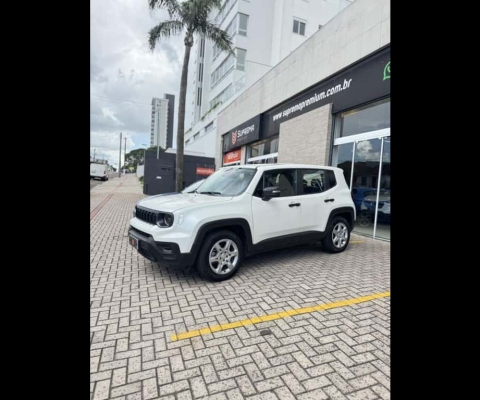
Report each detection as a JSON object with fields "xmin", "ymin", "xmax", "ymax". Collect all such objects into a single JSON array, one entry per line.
[{"xmin": 333, "ymin": 130, "xmax": 390, "ymax": 240}]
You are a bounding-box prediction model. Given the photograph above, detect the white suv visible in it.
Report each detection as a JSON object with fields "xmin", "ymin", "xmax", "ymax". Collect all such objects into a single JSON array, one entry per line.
[{"xmin": 129, "ymin": 164, "xmax": 356, "ymax": 281}]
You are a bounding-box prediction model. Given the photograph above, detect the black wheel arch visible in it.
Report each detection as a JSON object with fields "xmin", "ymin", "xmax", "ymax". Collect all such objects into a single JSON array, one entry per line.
[
  {"xmin": 190, "ymin": 218, "xmax": 254, "ymax": 262},
  {"xmin": 326, "ymin": 207, "xmax": 355, "ymax": 231}
]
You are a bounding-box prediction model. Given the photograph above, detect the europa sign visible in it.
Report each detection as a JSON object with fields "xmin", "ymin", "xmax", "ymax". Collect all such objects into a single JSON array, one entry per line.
[
  {"xmin": 196, "ymin": 167, "xmax": 215, "ymax": 176},
  {"xmin": 222, "ymin": 114, "xmax": 260, "ymax": 153}
]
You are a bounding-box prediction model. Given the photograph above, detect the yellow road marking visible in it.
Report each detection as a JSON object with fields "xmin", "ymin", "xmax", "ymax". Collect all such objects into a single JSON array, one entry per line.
[{"xmin": 171, "ymin": 291, "xmax": 390, "ymax": 341}]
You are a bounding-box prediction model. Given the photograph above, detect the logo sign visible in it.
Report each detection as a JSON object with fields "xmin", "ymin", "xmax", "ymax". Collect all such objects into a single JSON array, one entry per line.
[
  {"xmin": 196, "ymin": 167, "xmax": 215, "ymax": 176},
  {"xmin": 223, "ymin": 149, "xmax": 241, "ymax": 165},
  {"xmin": 222, "ymin": 114, "xmax": 261, "ymax": 153},
  {"xmin": 261, "ymin": 46, "xmax": 390, "ymax": 138},
  {"xmin": 383, "ymin": 61, "xmax": 390, "ymax": 81}
]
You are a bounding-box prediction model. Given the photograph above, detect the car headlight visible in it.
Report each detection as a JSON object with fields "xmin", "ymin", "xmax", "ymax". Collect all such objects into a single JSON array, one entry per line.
[{"xmin": 156, "ymin": 213, "xmax": 174, "ymax": 228}]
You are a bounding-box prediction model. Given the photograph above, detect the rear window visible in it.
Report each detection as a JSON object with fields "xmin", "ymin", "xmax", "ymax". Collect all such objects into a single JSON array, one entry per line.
[{"xmin": 327, "ymin": 170, "xmax": 337, "ymax": 189}]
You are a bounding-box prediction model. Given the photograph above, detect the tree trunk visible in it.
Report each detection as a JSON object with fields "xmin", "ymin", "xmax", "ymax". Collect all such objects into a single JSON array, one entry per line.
[{"xmin": 176, "ymin": 39, "xmax": 192, "ymax": 192}]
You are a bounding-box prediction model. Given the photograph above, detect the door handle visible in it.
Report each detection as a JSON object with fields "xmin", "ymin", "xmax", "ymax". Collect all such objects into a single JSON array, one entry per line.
[
  {"xmin": 324, "ymin": 198, "xmax": 335, "ymax": 203},
  {"xmin": 289, "ymin": 203, "xmax": 301, "ymax": 207}
]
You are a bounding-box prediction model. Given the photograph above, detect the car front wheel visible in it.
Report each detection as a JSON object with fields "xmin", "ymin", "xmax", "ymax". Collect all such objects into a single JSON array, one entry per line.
[
  {"xmin": 322, "ymin": 217, "xmax": 350, "ymax": 253},
  {"xmin": 196, "ymin": 230, "xmax": 243, "ymax": 281}
]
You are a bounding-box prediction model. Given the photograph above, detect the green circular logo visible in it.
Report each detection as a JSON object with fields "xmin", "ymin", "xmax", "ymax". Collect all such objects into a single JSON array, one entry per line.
[{"xmin": 383, "ymin": 61, "xmax": 390, "ymax": 81}]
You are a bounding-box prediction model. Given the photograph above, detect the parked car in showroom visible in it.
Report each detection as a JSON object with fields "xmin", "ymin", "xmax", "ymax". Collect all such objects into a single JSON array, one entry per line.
[
  {"xmin": 352, "ymin": 187, "xmax": 390, "ymax": 227},
  {"xmin": 128, "ymin": 164, "xmax": 356, "ymax": 281}
]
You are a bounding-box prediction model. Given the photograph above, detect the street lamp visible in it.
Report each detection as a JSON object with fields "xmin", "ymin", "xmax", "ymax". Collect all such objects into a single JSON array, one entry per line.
[{"xmin": 93, "ymin": 148, "xmax": 96, "ymax": 162}]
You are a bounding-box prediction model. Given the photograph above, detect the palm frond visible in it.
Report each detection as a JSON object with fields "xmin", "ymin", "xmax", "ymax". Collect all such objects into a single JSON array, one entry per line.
[
  {"xmin": 148, "ymin": 0, "xmax": 181, "ymax": 18},
  {"xmin": 148, "ymin": 20, "xmax": 185, "ymax": 51},
  {"xmin": 181, "ymin": 0, "xmax": 223, "ymax": 30},
  {"xmin": 204, "ymin": 22, "xmax": 234, "ymax": 54}
]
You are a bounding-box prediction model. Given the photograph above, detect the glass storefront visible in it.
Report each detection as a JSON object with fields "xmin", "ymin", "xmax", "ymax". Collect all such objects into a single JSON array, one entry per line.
[
  {"xmin": 332, "ymin": 98, "xmax": 390, "ymax": 240},
  {"xmin": 246, "ymin": 137, "xmax": 279, "ymax": 164}
]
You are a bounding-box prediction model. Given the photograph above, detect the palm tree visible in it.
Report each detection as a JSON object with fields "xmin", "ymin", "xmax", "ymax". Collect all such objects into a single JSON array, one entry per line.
[{"xmin": 148, "ymin": 0, "xmax": 233, "ymax": 191}]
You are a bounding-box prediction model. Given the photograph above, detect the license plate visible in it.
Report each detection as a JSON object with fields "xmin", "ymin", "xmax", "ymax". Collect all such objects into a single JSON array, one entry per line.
[{"xmin": 129, "ymin": 235, "xmax": 138, "ymax": 249}]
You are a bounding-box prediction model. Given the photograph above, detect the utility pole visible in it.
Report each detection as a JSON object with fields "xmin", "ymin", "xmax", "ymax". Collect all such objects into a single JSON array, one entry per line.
[
  {"xmin": 93, "ymin": 148, "xmax": 96, "ymax": 162},
  {"xmin": 118, "ymin": 132, "xmax": 122, "ymax": 178},
  {"xmin": 124, "ymin": 137, "xmax": 127, "ymax": 172}
]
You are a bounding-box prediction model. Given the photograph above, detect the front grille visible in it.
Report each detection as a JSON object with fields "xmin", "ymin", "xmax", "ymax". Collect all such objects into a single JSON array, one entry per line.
[
  {"xmin": 129, "ymin": 225, "xmax": 152, "ymax": 238},
  {"xmin": 135, "ymin": 206, "xmax": 160, "ymax": 225}
]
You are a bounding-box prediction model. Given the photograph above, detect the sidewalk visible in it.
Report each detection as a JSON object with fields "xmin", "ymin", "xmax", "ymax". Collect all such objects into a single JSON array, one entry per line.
[{"xmin": 90, "ymin": 177, "xmax": 390, "ymax": 400}]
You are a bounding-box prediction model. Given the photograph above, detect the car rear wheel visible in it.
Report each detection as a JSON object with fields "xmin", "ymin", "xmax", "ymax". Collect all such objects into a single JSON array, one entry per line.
[
  {"xmin": 322, "ymin": 217, "xmax": 350, "ymax": 253},
  {"xmin": 196, "ymin": 230, "xmax": 243, "ymax": 281}
]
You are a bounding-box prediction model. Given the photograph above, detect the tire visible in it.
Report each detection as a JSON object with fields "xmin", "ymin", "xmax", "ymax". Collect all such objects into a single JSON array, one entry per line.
[
  {"xmin": 321, "ymin": 216, "xmax": 351, "ymax": 253},
  {"xmin": 196, "ymin": 230, "xmax": 243, "ymax": 282}
]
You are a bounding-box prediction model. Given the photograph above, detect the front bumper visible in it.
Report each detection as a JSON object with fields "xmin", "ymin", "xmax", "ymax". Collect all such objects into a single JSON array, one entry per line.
[{"xmin": 128, "ymin": 226, "xmax": 196, "ymax": 268}]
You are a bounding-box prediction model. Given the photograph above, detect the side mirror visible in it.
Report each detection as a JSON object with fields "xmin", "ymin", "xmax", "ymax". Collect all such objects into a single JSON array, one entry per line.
[{"xmin": 262, "ymin": 186, "xmax": 281, "ymax": 201}]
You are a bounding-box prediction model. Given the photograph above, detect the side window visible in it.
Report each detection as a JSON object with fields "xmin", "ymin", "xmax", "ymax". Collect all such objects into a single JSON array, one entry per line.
[
  {"xmin": 299, "ymin": 169, "xmax": 326, "ymax": 195},
  {"xmin": 253, "ymin": 169, "xmax": 297, "ymax": 197},
  {"xmin": 327, "ymin": 170, "xmax": 337, "ymax": 189}
]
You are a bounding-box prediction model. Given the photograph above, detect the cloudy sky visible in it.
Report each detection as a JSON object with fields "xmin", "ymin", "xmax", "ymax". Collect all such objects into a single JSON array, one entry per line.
[{"xmin": 91, "ymin": 0, "xmax": 192, "ymax": 168}]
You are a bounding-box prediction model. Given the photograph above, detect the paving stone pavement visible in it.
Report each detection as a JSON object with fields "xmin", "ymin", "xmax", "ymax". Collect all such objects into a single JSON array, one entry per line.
[{"xmin": 91, "ymin": 174, "xmax": 390, "ymax": 400}]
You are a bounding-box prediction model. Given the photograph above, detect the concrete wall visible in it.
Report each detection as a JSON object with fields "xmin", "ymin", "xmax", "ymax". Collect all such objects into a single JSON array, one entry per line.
[
  {"xmin": 277, "ymin": 103, "xmax": 332, "ymax": 165},
  {"xmin": 216, "ymin": 0, "xmax": 390, "ymax": 166}
]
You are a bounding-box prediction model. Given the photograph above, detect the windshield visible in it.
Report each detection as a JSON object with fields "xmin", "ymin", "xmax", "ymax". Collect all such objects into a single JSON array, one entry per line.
[
  {"xmin": 182, "ymin": 180, "xmax": 204, "ymax": 193},
  {"xmin": 198, "ymin": 167, "xmax": 256, "ymax": 196}
]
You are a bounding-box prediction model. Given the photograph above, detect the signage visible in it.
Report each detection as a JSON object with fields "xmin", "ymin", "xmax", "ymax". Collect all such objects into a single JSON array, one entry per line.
[
  {"xmin": 223, "ymin": 149, "xmax": 241, "ymax": 164},
  {"xmin": 196, "ymin": 167, "xmax": 215, "ymax": 176},
  {"xmin": 383, "ymin": 61, "xmax": 390, "ymax": 81},
  {"xmin": 222, "ymin": 114, "xmax": 261, "ymax": 153},
  {"xmin": 261, "ymin": 46, "xmax": 390, "ymax": 138}
]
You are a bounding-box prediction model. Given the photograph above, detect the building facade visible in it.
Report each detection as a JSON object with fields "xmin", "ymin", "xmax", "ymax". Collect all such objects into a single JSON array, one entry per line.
[
  {"xmin": 184, "ymin": 0, "xmax": 352, "ymax": 158},
  {"xmin": 150, "ymin": 94, "xmax": 175, "ymax": 149},
  {"xmin": 217, "ymin": 0, "xmax": 390, "ymax": 240}
]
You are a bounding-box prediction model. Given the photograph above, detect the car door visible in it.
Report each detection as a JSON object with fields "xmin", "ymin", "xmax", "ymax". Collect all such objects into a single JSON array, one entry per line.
[
  {"xmin": 298, "ymin": 169, "xmax": 336, "ymax": 233},
  {"xmin": 251, "ymin": 168, "xmax": 304, "ymax": 244}
]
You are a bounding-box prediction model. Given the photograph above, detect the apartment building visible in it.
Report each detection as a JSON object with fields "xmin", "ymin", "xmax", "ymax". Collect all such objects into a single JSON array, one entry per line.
[
  {"xmin": 184, "ymin": 0, "xmax": 352, "ymax": 157},
  {"xmin": 150, "ymin": 94, "xmax": 175, "ymax": 149}
]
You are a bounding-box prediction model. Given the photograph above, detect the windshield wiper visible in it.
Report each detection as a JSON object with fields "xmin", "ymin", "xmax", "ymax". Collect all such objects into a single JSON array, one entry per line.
[{"xmin": 198, "ymin": 191, "xmax": 222, "ymax": 196}]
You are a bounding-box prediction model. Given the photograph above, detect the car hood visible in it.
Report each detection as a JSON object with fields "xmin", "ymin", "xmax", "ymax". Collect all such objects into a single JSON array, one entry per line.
[{"xmin": 137, "ymin": 193, "xmax": 233, "ymax": 212}]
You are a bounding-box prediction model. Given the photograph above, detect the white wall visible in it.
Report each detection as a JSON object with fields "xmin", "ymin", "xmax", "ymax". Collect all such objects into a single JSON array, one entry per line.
[
  {"xmin": 136, "ymin": 165, "xmax": 144, "ymax": 178},
  {"xmin": 216, "ymin": 0, "xmax": 390, "ymax": 166}
]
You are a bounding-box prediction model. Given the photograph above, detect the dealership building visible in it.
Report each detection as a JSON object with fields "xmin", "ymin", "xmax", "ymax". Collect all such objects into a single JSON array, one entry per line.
[{"xmin": 216, "ymin": 0, "xmax": 390, "ymax": 240}]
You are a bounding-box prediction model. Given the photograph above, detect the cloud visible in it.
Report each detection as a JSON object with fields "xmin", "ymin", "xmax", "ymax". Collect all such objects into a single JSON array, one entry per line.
[{"xmin": 91, "ymin": 0, "xmax": 191, "ymax": 168}]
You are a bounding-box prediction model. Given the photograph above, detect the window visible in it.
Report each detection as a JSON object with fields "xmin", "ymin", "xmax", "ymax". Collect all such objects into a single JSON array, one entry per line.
[
  {"xmin": 198, "ymin": 63, "xmax": 203, "ymax": 82},
  {"xmin": 225, "ymin": 13, "xmax": 249, "ymax": 38},
  {"xmin": 226, "ymin": 17, "xmax": 237, "ymax": 37},
  {"xmin": 236, "ymin": 48, "xmax": 246, "ymax": 71},
  {"xmin": 338, "ymin": 98, "xmax": 391, "ymax": 138},
  {"xmin": 299, "ymin": 169, "xmax": 326, "ymax": 194},
  {"xmin": 193, "ymin": 133, "xmax": 199, "ymax": 140},
  {"xmin": 327, "ymin": 170, "xmax": 337, "ymax": 189},
  {"xmin": 197, "ymin": 87, "xmax": 202, "ymax": 106},
  {"xmin": 254, "ymin": 169, "xmax": 297, "ymax": 198},
  {"xmin": 293, "ymin": 19, "xmax": 306, "ymax": 35},
  {"xmin": 186, "ymin": 139, "xmax": 191, "ymax": 145},
  {"xmin": 248, "ymin": 137, "xmax": 279, "ymax": 160},
  {"xmin": 211, "ymin": 52, "xmax": 235, "ymax": 87},
  {"xmin": 238, "ymin": 13, "xmax": 248, "ymax": 36},
  {"xmin": 199, "ymin": 38, "xmax": 205, "ymax": 57},
  {"xmin": 210, "ymin": 84, "xmax": 233, "ymax": 109},
  {"xmin": 205, "ymin": 122, "xmax": 214, "ymax": 132},
  {"xmin": 199, "ymin": 167, "xmax": 257, "ymax": 197},
  {"xmin": 212, "ymin": 43, "xmax": 221, "ymax": 60}
]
